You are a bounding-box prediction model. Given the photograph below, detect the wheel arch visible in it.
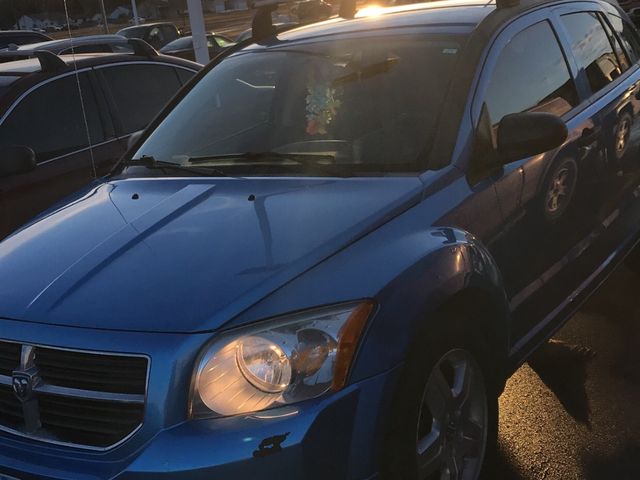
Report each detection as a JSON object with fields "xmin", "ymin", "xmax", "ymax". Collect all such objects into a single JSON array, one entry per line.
[{"xmin": 350, "ymin": 227, "xmax": 511, "ymax": 389}]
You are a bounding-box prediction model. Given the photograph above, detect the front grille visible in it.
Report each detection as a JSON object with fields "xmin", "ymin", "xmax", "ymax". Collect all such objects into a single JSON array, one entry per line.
[
  {"xmin": 36, "ymin": 346, "xmax": 147, "ymax": 395},
  {"xmin": 0, "ymin": 340, "xmax": 148, "ymax": 450},
  {"xmin": 0, "ymin": 342, "xmax": 20, "ymax": 376},
  {"xmin": 0, "ymin": 385, "xmax": 22, "ymax": 429}
]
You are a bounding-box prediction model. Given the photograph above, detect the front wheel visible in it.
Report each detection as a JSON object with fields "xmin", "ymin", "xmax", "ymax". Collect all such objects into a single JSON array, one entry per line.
[
  {"xmin": 416, "ymin": 349, "xmax": 490, "ymax": 479},
  {"xmin": 381, "ymin": 325, "xmax": 498, "ymax": 480}
]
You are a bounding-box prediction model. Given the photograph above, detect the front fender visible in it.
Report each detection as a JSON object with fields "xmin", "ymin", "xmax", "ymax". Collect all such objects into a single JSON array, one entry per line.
[{"xmin": 231, "ymin": 199, "xmax": 510, "ymax": 383}]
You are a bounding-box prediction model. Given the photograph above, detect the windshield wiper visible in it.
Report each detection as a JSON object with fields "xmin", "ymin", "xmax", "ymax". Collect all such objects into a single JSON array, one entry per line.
[
  {"xmin": 186, "ymin": 151, "xmax": 336, "ymax": 165},
  {"xmin": 123, "ymin": 155, "xmax": 229, "ymax": 177},
  {"xmin": 185, "ymin": 151, "xmax": 352, "ymax": 177}
]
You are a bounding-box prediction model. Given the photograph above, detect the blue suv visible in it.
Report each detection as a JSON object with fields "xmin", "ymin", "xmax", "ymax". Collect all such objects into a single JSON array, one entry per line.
[{"xmin": 1, "ymin": 0, "xmax": 640, "ymax": 478}]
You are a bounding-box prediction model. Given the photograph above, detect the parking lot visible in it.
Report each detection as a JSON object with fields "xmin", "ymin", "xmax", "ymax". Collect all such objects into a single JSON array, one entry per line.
[{"xmin": 496, "ymin": 264, "xmax": 640, "ymax": 479}]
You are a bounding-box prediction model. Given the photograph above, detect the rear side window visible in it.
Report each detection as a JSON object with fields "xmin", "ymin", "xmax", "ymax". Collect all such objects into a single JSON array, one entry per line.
[
  {"xmin": 607, "ymin": 13, "xmax": 640, "ymax": 64},
  {"xmin": 101, "ymin": 63, "xmax": 182, "ymax": 134},
  {"xmin": 0, "ymin": 73, "xmax": 105, "ymax": 162},
  {"xmin": 161, "ymin": 26, "xmax": 179, "ymax": 43},
  {"xmin": 598, "ymin": 12, "xmax": 631, "ymax": 71},
  {"xmin": 146, "ymin": 27, "xmax": 165, "ymax": 49},
  {"xmin": 561, "ymin": 12, "xmax": 623, "ymax": 94},
  {"xmin": 484, "ymin": 21, "xmax": 578, "ymax": 125}
]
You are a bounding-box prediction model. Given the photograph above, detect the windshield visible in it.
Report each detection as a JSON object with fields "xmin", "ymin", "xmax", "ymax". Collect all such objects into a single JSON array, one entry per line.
[{"xmin": 133, "ymin": 33, "xmax": 465, "ymax": 175}]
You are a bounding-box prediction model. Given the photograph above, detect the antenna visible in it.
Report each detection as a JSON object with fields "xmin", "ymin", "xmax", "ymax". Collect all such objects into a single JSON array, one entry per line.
[{"xmin": 62, "ymin": 0, "xmax": 97, "ymax": 180}]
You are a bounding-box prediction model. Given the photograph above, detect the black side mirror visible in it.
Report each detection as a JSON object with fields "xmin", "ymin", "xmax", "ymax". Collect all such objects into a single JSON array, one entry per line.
[
  {"xmin": 0, "ymin": 145, "xmax": 36, "ymax": 178},
  {"xmin": 497, "ymin": 112, "xmax": 568, "ymax": 163}
]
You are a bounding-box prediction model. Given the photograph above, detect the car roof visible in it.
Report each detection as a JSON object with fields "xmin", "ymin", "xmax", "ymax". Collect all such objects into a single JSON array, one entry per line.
[
  {"xmin": 0, "ymin": 52, "xmax": 200, "ymax": 90},
  {"xmin": 0, "ymin": 35, "xmax": 128, "ymax": 53},
  {"xmin": 265, "ymin": 0, "xmax": 620, "ymax": 44},
  {"xmin": 273, "ymin": 0, "xmax": 495, "ymax": 43},
  {"xmin": 0, "ymin": 51, "xmax": 200, "ymax": 108}
]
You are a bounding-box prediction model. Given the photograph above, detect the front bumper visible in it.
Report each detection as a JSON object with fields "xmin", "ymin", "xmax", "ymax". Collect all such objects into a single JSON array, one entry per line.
[{"xmin": 0, "ymin": 319, "xmax": 399, "ymax": 479}]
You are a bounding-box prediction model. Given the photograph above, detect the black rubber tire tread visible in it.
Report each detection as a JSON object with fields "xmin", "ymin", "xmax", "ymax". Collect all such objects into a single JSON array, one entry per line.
[{"xmin": 379, "ymin": 304, "xmax": 499, "ymax": 480}]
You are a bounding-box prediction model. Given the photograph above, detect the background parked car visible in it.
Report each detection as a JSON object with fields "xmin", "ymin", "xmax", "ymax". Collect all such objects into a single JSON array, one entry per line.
[
  {"xmin": 0, "ymin": 35, "xmax": 136, "ymax": 63},
  {"xmin": 0, "ymin": 30, "xmax": 52, "ymax": 49},
  {"xmin": 117, "ymin": 22, "xmax": 183, "ymax": 49},
  {"xmin": 0, "ymin": 49, "xmax": 200, "ymax": 238},
  {"xmin": 159, "ymin": 33, "xmax": 235, "ymax": 62}
]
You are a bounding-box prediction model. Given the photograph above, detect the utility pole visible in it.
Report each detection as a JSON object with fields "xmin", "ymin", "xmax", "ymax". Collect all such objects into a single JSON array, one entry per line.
[
  {"xmin": 186, "ymin": 0, "xmax": 209, "ymax": 64},
  {"xmin": 99, "ymin": 0, "xmax": 109, "ymax": 33},
  {"xmin": 131, "ymin": 0, "xmax": 140, "ymax": 25}
]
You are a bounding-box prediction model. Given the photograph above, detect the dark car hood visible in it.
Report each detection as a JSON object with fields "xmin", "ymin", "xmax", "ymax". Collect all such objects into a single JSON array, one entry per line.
[{"xmin": 0, "ymin": 177, "xmax": 422, "ymax": 333}]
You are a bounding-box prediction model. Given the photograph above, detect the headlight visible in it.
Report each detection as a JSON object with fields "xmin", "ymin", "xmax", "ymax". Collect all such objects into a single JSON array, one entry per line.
[{"xmin": 190, "ymin": 301, "xmax": 374, "ymax": 418}]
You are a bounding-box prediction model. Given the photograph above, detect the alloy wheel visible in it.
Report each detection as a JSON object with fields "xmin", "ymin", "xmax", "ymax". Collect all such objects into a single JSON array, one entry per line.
[{"xmin": 416, "ymin": 349, "xmax": 488, "ymax": 480}]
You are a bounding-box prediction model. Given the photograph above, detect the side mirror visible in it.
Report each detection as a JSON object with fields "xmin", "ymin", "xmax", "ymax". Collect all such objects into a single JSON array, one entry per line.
[
  {"xmin": 127, "ymin": 130, "xmax": 144, "ymax": 151},
  {"xmin": 497, "ymin": 112, "xmax": 568, "ymax": 163},
  {"xmin": 0, "ymin": 145, "xmax": 36, "ymax": 178}
]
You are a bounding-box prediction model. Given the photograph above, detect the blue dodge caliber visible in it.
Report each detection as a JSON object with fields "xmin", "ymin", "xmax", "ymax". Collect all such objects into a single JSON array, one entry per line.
[{"xmin": 2, "ymin": 0, "xmax": 640, "ymax": 478}]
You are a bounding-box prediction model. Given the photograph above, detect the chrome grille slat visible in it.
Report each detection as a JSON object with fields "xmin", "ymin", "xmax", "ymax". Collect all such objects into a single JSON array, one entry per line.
[{"xmin": 0, "ymin": 340, "xmax": 148, "ymax": 450}]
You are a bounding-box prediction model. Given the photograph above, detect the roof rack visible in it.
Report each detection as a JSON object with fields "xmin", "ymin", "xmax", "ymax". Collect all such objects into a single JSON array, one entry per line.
[
  {"xmin": 251, "ymin": 0, "xmax": 358, "ymax": 41},
  {"xmin": 128, "ymin": 38, "xmax": 158, "ymax": 58},
  {"xmin": 34, "ymin": 50, "xmax": 66, "ymax": 73}
]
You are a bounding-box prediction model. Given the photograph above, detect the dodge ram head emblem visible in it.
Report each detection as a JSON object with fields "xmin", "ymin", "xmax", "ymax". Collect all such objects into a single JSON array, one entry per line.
[{"xmin": 12, "ymin": 372, "xmax": 33, "ymax": 402}]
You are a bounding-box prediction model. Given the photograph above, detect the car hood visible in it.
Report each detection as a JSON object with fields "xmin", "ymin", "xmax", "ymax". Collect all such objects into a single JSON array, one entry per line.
[{"xmin": 0, "ymin": 176, "xmax": 423, "ymax": 333}]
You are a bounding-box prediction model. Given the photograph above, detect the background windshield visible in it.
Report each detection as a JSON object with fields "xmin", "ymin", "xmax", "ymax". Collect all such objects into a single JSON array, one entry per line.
[{"xmin": 134, "ymin": 33, "xmax": 464, "ymax": 174}]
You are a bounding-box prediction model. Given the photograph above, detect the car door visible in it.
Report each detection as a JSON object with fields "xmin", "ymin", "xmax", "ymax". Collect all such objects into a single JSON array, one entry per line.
[
  {"xmin": 0, "ymin": 70, "xmax": 121, "ymax": 238},
  {"xmin": 469, "ymin": 13, "xmax": 609, "ymax": 342},
  {"xmin": 95, "ymin": 62, "xmax": 196, "ymax": 143}
]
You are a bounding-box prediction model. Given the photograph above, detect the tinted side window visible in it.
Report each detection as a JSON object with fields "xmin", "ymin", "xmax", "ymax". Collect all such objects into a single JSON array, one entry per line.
[
  {"xmin": 561, "ymin": 12, "xmax": 623, "ymax": 94},
  {"xmin": 101, "ymin": 64, "xmax": 182, "ymax": 134},
  {"xmin": 162, "ymin": 26, "xmax": 179, "ymax": 43},
  {"xmin": 0, "ymin": 73, "xmax": 105, "ymax": 162},
  {"xmin": 608, "ymin": 13, "xmax": 640, "ymax": 63},
  {"xmin": 598, "ymin": 12, "xmax": 630, "ymax": 71},
  {"xmin": 484, "ymin": 21, "xmax": 578, "ymax": 125},
  {"xmin": 146, "ymin": 27, "xmax": 165, "ymax": 49}
]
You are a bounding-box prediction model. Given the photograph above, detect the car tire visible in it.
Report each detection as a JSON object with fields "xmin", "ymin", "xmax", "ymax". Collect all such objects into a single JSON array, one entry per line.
[
  {"xmin": 380, "ymin": 307, "xmax": 498, "ymax": 480},
  {"xmin": 540, "ymin": 157, "xmax": 578, "ymax": 223}
]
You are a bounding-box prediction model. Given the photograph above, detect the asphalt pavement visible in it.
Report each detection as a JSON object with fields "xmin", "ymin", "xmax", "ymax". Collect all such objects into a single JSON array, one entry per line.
[{"xmin": 496, "ymin": 264, "xmax": 640, "ymax": 479}]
